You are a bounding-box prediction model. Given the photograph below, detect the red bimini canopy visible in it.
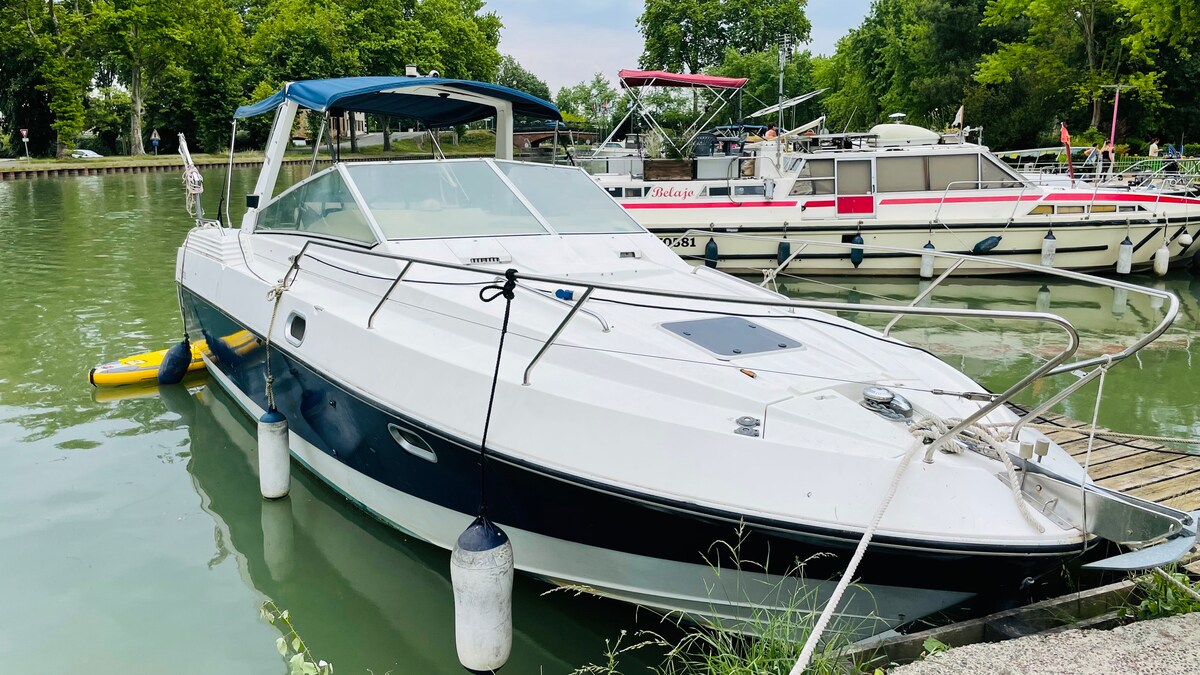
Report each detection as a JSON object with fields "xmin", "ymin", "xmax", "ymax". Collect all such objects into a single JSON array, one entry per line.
[{"xmin": 618, "ymin": 69, "xmax": 748, "ymax": 90}]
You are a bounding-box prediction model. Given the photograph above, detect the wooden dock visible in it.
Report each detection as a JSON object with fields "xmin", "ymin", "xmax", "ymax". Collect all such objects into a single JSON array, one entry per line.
[{"xmin": 1010, "ymin": 405, "xmax": 1200, "ymax": 512}]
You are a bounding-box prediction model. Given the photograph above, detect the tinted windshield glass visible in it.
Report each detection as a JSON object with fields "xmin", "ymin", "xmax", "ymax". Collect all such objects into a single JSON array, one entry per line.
[
  {"xmin": 346, "ymin": 162, "xmax": 548, "ymax": 239},
  {"xmin": 495, "ymin": 162, "xmax": 644, "ymax": 234}
]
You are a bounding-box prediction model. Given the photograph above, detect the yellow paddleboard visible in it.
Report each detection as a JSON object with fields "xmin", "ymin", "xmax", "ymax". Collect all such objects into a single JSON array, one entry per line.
[{"xmin": 89, "ymin": 341, "xmax": 208, "ymax": 387}]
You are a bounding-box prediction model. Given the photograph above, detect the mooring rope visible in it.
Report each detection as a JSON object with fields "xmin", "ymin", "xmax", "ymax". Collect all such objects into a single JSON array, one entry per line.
[{"xmin": 474, "ymin": 269, "xmax": 518, "ymax": 516}]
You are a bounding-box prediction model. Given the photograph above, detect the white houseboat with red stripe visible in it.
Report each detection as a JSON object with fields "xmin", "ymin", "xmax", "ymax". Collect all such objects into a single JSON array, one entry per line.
[{"xmin": 587, "ymin": 89, "xmax": 1200, "ymax": 275}]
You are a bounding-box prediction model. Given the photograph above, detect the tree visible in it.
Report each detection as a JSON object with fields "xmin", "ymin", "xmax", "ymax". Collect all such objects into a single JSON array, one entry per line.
[
  {"xmin": 976, "ymin": 0, "xmax": 1160, "ymax": 129},
  {"xmin": 638, "ymin": 0, "xmax": 812, "ymax": 74},
  {"xmin": 712, "ymin": 48, "xmax": 818, "ymax": 127},
  {"xmin": 555, "ymin": 73, "xmax": 618, "ymax": 129},
  {"xmin": 495, "ymin": 55, "xmax": 551, "ymax": 101},
  {"xmin": 3, "ymin": 0, "xmax": 101, "ymax": 156}
]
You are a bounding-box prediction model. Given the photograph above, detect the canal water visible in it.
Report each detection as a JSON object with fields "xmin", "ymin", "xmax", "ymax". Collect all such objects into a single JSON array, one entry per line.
[{"xmin": 0, "ymin": 166, "xmax": 1197, "ymax": 673}]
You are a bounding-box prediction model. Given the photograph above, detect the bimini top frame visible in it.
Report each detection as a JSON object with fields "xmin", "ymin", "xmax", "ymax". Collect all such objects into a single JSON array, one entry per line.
[
  {"xmin": 595, "ymin": 69, "xmax": 749, "ymax": 158},
  {"xmin": 235, "ymin": 76, "xmax": 562, "ymax": 230}
]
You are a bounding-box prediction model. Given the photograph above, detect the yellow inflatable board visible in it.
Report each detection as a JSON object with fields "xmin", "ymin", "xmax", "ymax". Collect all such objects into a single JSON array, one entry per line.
[
  {"xmin": 88, "ymin": 331, "xmax": 258, "ymax": 388},
  {"xmin": 89, "ymin": 343, "xmax": 207, "ymax": 387}
]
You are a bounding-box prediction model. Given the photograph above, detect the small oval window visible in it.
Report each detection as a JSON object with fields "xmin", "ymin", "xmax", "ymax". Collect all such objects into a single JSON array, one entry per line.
[
  {"xmin": 286, "ymin": 313, "xmax": 306, "ymax": 346},
  {"xmin": 388, "ymin": 423, "xmax": 437, "ymax": 463}
]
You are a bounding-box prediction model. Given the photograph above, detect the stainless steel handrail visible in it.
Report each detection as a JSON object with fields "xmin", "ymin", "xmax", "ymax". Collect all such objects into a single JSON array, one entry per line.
[
  {"xmin": 513, "ymin": 281, "xmax": 610, "ymax": 332},
  {"xmin": 881, "ymin": 258, "xmax": 966, "ymax": 336},
  {"xmin": 932, "ymin": 179, "xmax": 1037, "ymax": 225},
  {"xmin": 681, "ymin": 229, "xmax": 1180, "ymax": 379}
]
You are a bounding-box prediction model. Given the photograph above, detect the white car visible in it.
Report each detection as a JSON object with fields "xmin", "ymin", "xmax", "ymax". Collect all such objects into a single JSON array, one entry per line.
[{"xmin": 70, "ymin": 149, "xmax": 104, "ymax": 159}]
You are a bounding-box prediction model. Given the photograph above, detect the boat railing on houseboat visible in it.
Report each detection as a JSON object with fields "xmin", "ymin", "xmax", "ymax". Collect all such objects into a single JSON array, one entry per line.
[
  {"xmin": 267, "ymin": 233, "xmax": 1175, "ymax": 469},
  {"xmin": 931, "ymin": 180, "xmax": 1037, "ymax": 225}
]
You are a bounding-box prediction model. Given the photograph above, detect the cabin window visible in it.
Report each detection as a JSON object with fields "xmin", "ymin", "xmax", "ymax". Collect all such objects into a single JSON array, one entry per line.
[
  {"xmin": 347, "ymin": 162, "xmax": 548, "ymax": 239},
  {"xmin": 928, "ymin": 155, "xmax": 979, "ymax": 191},
  {"xmin": 495, "ymin": 161, "xmax": 644, "ymax": 234},
  {"xmin": 1057, "ymin": 205, "xmax": 1085, "ymax": 214},
  {"xmin": 1028, "ymin": 205, "xmax": 1053, "ymax": 215},
  {"xmin": 606, "ymin": 187, "xmax": 622, "ymax": 198},
  {"xmin": 980, "ymin": 155, "xmax": 1025, "ymax": 189},
  {"xmin": 708, "ymin": 186, "xmax": 730, "ymax": 196},
  {"xmin": 790, "ymin": 159, "xmax": 835, "ymax": 195},
  {"xmin": 1090, "ymin": 204, "xmax": 1117, "ymax": 213},
  {"xmin": 836, "ymin": 160, "xmax": 872, "ymax": 194},
  {"xmin": 623, "ymin": 187, "xmax": 645, "ymax": 198},
  {"xmin": 257, "ymin": 169, "xmax": 377, "ymax": 244},
  {"xmin": 876, "ymin": 157, "xmax": 928, "ymax": 192},
  {"xmin": 735, "ymin": 185, "xmax": 766, "ymax": 196}
]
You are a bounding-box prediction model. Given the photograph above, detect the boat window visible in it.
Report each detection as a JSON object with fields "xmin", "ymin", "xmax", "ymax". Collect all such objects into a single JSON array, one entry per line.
[
  {"xmin": 928, "ymin": 155, "xmax": 979, "ymax": 191},
  {"xmin": 790, "ymin": 159, "xmax": 834, "ymax": 195},
  {"xmin": 876, "ymin": 157, "xmax": 928, "ymax": 192},
  {"xmin": 623, "ymin": 187, "xmax": 644, "ymax": 198},
  {"xmin": 1057, "ymin": 205, "xmax": 1085, "ymax": 214},
  {"xmin": 257, "ymin": 169, "xmax": 377, "ymax": 243},
  {"xmin": 836, "ymin": 160, "xmax": 872, "ymax": 194},
  {"xmin": 346, "ymin": 162, "xmax": 548, "ymax": 239},
  {"xmin": 1028, "ymin": 204, "xmax": 1053, "ymax": 215},
  {"xmin": 606, "ymin": 187, "xmax": 622, "ymax": 198},
  {"xmin": 708, "ymin": 186, "xmax": 730, "ymax": 196},
  {"xmin": 495, "ymin": 161, "xmax": 643, "ymax": 234},
  {"xmin": 735, "ymin": 185, "xmax": 766, "ymax": 196},
  {"xmin": 1090, "ymin": 204, "xmax": 1117, "ymax": 213},
  {"xmin": 980, "ymin": 155, "xmax": 1025, "ymax": 189}
]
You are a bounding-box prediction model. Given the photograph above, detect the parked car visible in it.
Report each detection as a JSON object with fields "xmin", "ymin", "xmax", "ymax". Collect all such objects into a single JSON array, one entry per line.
[{"xmin": 70, "ymin": 149, "xmax": 104, "ymax": 159}]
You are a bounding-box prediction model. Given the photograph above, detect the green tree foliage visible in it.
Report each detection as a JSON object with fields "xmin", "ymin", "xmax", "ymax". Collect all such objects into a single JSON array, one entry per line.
[
  {"xmin": 712, "ymin": 48, "xmax": 818, "ymax": 127},
  {"xmin": 638, "ymin": 0, "xmax": 812, "ymax": 74},
  {"xmin": 1119, "ymin": 0, "xmax": 1200, "ymax": 53},
  {"xmin": 2, "ymin": 0, "xmax": 101, "ymax": 156},
  {"xmin": 495, "ymin": 55, "xmax": 551, "ymax": 101},
  {"xmin": 977, "ymin": 0, "xmax": 1161, "ymax": 129},
  {"xmin": 555, "ymin": 73, "xmax": 619, "ymax": 129},
  {"xmin": 85, "ymin": 87, "xmax": 132, "ymax": 154}
]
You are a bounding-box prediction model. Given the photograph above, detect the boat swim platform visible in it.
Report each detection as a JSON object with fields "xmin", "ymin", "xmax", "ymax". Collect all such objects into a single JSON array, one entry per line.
[{"xmin": 1007, "ymin": 403, "xmax": 1200, "ymax": 513}]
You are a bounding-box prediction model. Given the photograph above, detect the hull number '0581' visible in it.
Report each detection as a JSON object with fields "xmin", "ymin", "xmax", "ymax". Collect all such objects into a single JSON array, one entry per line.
[{"xmin": 659, "ymin": 236, "xmax": 696, "ymax": 248}]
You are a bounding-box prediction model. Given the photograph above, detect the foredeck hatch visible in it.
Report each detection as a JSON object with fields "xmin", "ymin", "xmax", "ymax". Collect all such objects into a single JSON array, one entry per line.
[{"xmin": 662, "ymin": 316, "xmax": 800, "ymax": 356}]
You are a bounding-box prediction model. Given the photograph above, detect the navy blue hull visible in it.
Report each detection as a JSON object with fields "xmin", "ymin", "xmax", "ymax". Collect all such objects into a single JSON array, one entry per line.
[{"xmin": 181, "ymin": 287, "xmax": 1080, "ymax": 596}]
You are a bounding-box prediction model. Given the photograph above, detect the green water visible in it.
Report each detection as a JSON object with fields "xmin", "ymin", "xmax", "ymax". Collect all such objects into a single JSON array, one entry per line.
[{"xmin": 0, "ymin": 167, "xmax": 1197, "ymax": 672}]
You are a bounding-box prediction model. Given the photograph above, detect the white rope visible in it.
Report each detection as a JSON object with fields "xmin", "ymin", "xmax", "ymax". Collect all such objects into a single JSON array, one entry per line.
[
  {"xmin": 790, "ymin": 413, "xmax": 1050, "ymax": 674},
  {"xmin": 789, "ymin": 435, "xmax": 925, "ymax": 675},
  {"xmin": 262, "ymin": 281, "xmax": 290, "ymax": 411},
  {"xmin": 1153, "ymin": 567, "xmax": 1200, "ymax": 604}
]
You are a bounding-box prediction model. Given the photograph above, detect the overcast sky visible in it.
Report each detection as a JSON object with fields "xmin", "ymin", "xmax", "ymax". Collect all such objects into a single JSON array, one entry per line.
[{"xmin": 484, "ymin": 0, "xmax": 872, "ymax": 95}]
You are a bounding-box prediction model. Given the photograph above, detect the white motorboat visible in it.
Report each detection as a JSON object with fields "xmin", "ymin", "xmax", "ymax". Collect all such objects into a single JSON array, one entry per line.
[
  {"xmin": 173, "ymin": 76, "xmax": 1196, "ymax": 638},
  {"xmin": 584, "ymin": 70, "xmax": 1200, "ymax": 275}
]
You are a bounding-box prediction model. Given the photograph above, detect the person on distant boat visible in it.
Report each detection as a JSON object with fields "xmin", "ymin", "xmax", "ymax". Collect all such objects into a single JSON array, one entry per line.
[
  {"xmin": 1082, "ymin": 143, "xmax": 1099, "ymax": 166},
  {"xmin": 1148, "ymin": 138, "xmax": 1160, "ymax": 157},
  {"xmin": 764, "ymin": 123, "xmax": 778, "ymax": 140}
]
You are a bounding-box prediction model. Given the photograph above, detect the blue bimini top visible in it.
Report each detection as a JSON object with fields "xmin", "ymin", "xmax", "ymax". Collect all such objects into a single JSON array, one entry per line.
[{"xmin": 234, "ymin": 77, "xmax": 561, "ymax": 126}]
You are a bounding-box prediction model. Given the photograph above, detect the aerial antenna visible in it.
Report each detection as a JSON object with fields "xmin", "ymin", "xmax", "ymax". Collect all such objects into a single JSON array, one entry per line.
[{"xmin": 841, "ymin": 108, "xmax": 857, "ymax": 134}]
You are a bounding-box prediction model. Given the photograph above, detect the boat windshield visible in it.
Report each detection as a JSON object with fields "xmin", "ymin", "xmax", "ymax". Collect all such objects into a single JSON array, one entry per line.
[
  {"xmin": 494, "ymin": 161, "xmax": 643, "ymax": 234},
  {"xmin": 346, "ymin": 161, "xmax": 548, "ymax": 239}
]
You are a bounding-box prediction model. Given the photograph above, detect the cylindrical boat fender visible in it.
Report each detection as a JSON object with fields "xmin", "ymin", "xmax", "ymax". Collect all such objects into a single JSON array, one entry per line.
[
  {"xmin": 777, "ymin": 238, "xmax": 791, "ymax": 266},
  {"xmin": 452, "ymin": 516, "xmax": 514, "ymax": 673},
  {"xmin": 919, "ymin": 240, "xmax": 935, "ymax": 279},
  {"xmin": 1116, "ymin": 236, "xmax": 1134, "ymax": 274},
  {"xmin": 1112, "ymin": 286, "xmax": 1129, "ymax": 317},
  {"xmin": 258, "ymin": 408, "xmax": 290, "ymax": 499},
  {"xmin": 704, "ymin": 237, "xmax": 719, "ymax": 268},
  {"xmin": 1153, "ymin": 244, "xmax": 1170, "ymax": 276},
  {"xmin": 1036, "ymin": 284, "xmax": 1051, "ymax": 313},
  {"xmin": 849, "ymin": 234, "xmax": 865, "ymax": 268},
  {"xmin": 1040, "ymin": 230, "xmax": 1057, "ymax": 268},
  {"xmin": 972, "ymin": 235, "xmax": 1001, "ymax": 255},
  {"xmin": 260, "ymin": 497, "xmax": 295, "ymax": 581},
  {"xmin": 157, "ymin": 335, "xmax": 192, "ymax": 385}
]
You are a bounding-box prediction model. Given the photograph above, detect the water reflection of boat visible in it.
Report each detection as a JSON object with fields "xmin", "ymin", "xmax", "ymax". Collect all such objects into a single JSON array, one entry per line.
[
  {"xmin": 161, "ymin": 383, "xmax": 624, "ymax": 673},
  {"xmin": 774, "ymin": 274, "xmax": 1199, "ymax": 362}
]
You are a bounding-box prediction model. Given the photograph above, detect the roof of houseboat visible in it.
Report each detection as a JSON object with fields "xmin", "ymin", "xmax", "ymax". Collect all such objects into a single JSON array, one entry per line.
[{"xmin": 234, "ymin": 76, "xmax": 562, "ymax": 126}]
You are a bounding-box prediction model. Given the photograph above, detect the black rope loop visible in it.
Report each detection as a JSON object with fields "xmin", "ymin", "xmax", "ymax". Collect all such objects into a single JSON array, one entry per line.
[{"xmin": 479, "ymin": 268, "xmax": 518, "ymax": 303}]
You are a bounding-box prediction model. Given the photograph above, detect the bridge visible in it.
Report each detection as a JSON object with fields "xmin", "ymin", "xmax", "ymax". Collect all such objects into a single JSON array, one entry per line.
[{"xmin": 513, "ymin": 129, "xmax": 597, "ymax": 148}]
